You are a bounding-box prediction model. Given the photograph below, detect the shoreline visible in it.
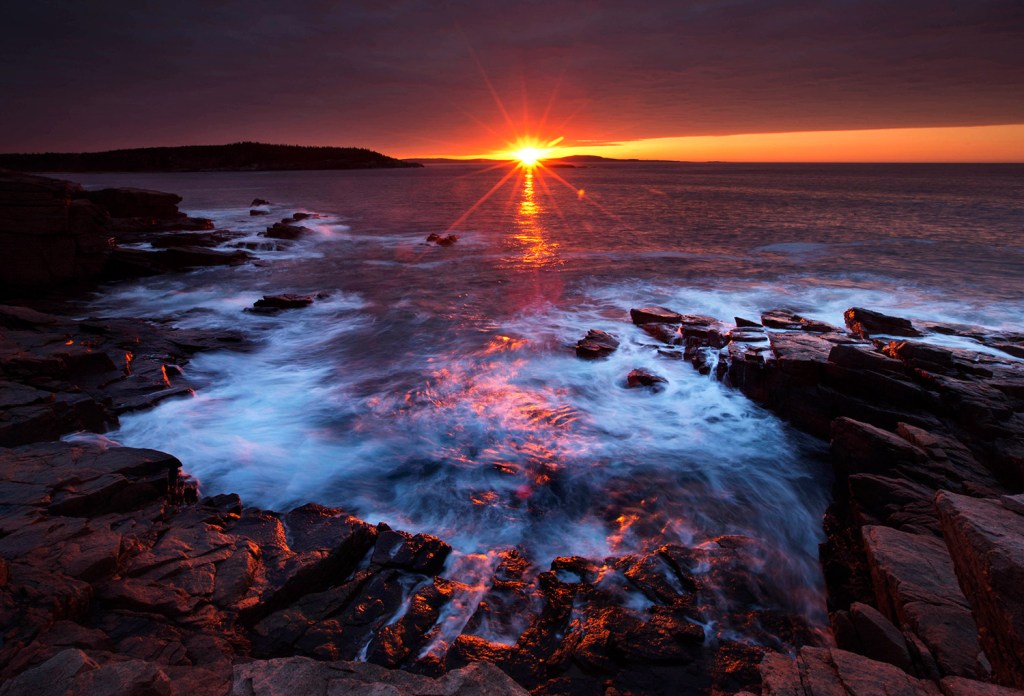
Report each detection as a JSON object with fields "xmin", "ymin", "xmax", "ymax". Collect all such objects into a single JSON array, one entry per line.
[{"xmin": 2, "ymin": 173, "xmax": 1024, "ymax": 694}]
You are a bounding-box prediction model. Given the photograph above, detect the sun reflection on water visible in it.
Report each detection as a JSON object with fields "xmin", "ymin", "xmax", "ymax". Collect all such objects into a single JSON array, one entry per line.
[{"xmin": 509, "ymin": 170, "xmax": 562, "ymax": 269}]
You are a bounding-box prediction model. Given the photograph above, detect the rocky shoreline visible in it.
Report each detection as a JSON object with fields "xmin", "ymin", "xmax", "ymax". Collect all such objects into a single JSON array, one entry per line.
[{"xmin": 2, "ymin": 172, "xmax": 1024, "ymax": 695}]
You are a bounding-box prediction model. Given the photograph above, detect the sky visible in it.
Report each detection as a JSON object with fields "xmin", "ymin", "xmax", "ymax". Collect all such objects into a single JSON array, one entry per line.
[{"xmin": 1, "ymin": 1, "xmax": 1022, "ymax": 162}]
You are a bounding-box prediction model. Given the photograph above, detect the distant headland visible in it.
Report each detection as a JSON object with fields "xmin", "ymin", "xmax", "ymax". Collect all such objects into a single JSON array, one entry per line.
[{"xmin": 0, "ymin": 141, "xmax": 422, "ymax": 172}]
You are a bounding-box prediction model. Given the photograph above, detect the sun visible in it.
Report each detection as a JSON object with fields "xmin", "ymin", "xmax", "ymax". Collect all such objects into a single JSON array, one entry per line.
[
  {"xmin": 505, "ymin": 136, "xmax": 564, "ymax": 169},
  {"xmin": 515, "ymin": 147, "xmax": 544, "ymax": 167}
]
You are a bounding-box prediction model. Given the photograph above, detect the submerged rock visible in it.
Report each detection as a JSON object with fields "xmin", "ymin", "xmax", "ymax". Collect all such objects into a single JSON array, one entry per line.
[
  {"xmin": 426, "ymin": 233, "xmax": 459, "ymax": 246},
  {"xmin": 575, "ymin": 329, "xmax": 620, "ymax": 359},
  {"xmin": 626, "ymin": 368, "xmax": 668, "ymax": 390},
  {"xmin": 264, "ymin": 222, "xmax": 310, "ymax": 240},
  {"xmin": 250, "ymin": 294, "xmax": 316, "ymax": 312}
]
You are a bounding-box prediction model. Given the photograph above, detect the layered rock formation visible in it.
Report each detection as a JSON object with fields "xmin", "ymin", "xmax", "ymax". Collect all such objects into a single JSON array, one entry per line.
[{"xmin": 622, "ymin": 304, "xmax": 1024, "ymax": 694}]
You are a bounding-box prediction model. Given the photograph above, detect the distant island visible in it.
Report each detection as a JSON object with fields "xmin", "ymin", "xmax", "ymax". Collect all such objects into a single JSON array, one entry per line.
[{"xmin": 0, "ymin": 141, "xmax": 422, "ymax": 172}]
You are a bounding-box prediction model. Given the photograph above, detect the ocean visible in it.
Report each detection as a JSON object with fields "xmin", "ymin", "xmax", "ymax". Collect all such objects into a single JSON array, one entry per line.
[{"xmin": 63, "ymin": 162, "xmax": 1024, "ymax": 646}]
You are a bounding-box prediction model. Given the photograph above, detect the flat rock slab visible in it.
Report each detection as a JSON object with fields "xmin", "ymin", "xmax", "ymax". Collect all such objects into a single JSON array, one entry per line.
[
  {"xmin": 630, "ymin": 306, "xmax": 682, "ymax": 325},
  {"xmin": 936, "ymin": 492, "xmax": 1024, "ymax": 690}
]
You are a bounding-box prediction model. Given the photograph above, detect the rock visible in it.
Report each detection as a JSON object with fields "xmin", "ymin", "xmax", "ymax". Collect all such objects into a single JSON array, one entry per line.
[
  {"xmin": 148, "ymin": 231, "xmax": 235, "ymax": 249},
  {"xmin": 0, "ymin": 648, "xmax": 172, "ymax": 696},
  {"xmin": 426, "ymin": 233, "xmax": 459, "ymax": 246},
  {"xmin": 935, "ymin": 492, "xmax": 1024, "ymax": 689},
  {"xmin": 939, "ymin": 676, "xmax": 1024, "ymax": 695},
  {"xmin": 230, "ymin": 657, "xmax": 528, "ymax": 696},
  {"xmin": 264, "ymin": 222, "xmax": 310, "ymax": 240},
  {"xmin": 370, "ymin": 525, "xmax": 451, "ymax": 576},
  {"xmin": 735, "ymin": 316, "xmax": 762, "ymax": 328},
  {"xmin": 80, "ymin": 187, "xmax": 181, "ymax": 219},
  {"xmin": 761, "ymin": 647, "xmax": 941, "ymax": 696},
  {"xmin": 761, "ymin": 309, "xmax": 836, "ymax": 333},
  {"xmin": 625, "ymin": 368, "xmax": 668, "ymax": 391},
  {"xmin": 251, "ymin": 199, "xmax": 271, "ymax": 207},
  {"xmin": 630, "ymin": 306, "xmax": 682, "ymax": 325},
  {"xmin": 862, "ymin": 524, "xmax": 984, "ymax": 678},
  {"xmin": 679, "ymin": 315, "xmax": 731, "ymax": 349},
  {"xmin": 845, "ymin": 307, "xmax": 922, "ymax": 338},
  {"xmin": 574, "ymin": 329, "xmax": 619, "ymax": 359},
  {"xmin": 0, "ymin": 171, "xmax": 112, "ymax": 289},
  {"xmin": 105, "ymin": 246, "xmax": 252, "ymax": 278},
  {"xmin": 249, "ymin": 209, "xmax": 269, "ymax": 216},
  {"xmin": 250, "ymin": 295, "xmax": 315, "ymax": 312},
  {"xmin": 832, "ymin": 601, "xmax": 915, "ymax": 674}
]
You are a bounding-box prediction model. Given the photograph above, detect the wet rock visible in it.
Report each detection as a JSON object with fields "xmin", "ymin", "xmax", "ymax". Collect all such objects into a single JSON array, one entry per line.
[
  {"xmin": 630, "ymin": 306, "xmax": 682, "ymax": 325},
  {"xmin": 148, "ymin": 231, "xmax": 235, "ymax": 249},
  {"xmin": 426, "ymin": 233, "xmax": 459, "ymax": 246},
  {"xmin": 106, "ymin": 246, "xmax": 251, "ymax": 278},
  {"xmin": 761, "ymin": 309, "xmax": 836, "ymax": 333},
  {"xmin": 735, "ymin": 316, "xmax": 762, "ymax": 328},
  {"xmin": 935, "ymin": 492, "xmax": 1024, "ymax": 689},
  {"xmin": 574, "ymin": 329, "xmax": 619, "ymax": 359},
  {"xmin": 862, "ymin": 524, "xmax": 984, "ymax": 678},
  {"xmin": 845, "ymin": 307, "xmax": 922, "ymax": 338},
  {"xmin": 250, "ymin": 198, "xmax": 271, "ymax": 207},
  {"xmin": 679, "ymin": 314, "xmax": 732, "ymax": 349},
  {"xmin": 264, "ymin": 222, "xmax": 310, "ymax": 240},
  {"xmin": 639, "ymin": 322, "xmax": 680, "ymax": 344},
  {"xmin": 370, "ymin": 525, "xmax": 451, "ymax": 576},
  {"xmin": 250, "ymin": 294, "xmax": 315, "ymax": 312},
  {"xmin": 249, "ymin": 209, "xmax": 269, "ymax": 216},
  {"xmin": 626, "ymin": 368, "xmax": 668, "ymax": 391}
]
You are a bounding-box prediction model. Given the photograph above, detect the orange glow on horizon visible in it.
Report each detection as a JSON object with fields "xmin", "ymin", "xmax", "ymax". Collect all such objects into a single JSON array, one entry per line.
[{"xmin": 418, "ymin": 124, "xmax": 1024, "ymax": 163}]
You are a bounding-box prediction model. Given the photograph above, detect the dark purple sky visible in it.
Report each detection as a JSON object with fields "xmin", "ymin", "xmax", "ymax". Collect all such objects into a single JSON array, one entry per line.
[{"xmin": 1, "ymin": 0, "xmax": 1022, "ymax": 156}]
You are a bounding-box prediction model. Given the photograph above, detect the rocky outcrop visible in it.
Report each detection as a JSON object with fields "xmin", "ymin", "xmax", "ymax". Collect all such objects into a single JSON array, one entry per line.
[
  {"xmin": 623, "ymin": 301, "xmax": 1024, "ymax": 693},
  {"xmin": 0, "ymin": 171, "xmax": 111, "ymax": 289},
  {"xmin": 0, "ymin": 172, "xmax": 232, "ymax": 291}
]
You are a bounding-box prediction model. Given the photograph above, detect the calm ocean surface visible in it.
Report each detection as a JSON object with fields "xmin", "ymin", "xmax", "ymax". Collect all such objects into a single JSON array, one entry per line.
[{"xmin": 65, "ymin": 162, "xmax": 1024, "ymax": 642}]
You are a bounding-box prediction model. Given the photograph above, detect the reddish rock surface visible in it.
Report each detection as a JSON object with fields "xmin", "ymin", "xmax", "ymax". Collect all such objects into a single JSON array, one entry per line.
[{"xmin": 936, "ymin": 493, "xmax": 1024, "ymax": 690}]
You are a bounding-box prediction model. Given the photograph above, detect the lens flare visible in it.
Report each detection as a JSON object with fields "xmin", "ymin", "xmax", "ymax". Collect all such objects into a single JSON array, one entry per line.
[{"xmin": 506, "ymin": 136, "xmax": 564, "ymax": 169}]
